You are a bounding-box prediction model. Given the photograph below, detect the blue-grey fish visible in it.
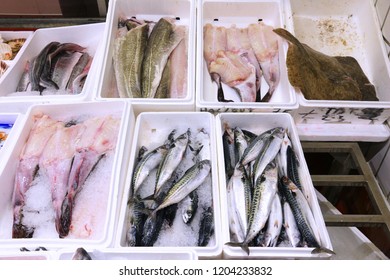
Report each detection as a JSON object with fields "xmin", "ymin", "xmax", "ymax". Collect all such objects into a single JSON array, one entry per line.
[
  {"xmin": 181, "ymin": 190, "xmax": 198, "ymax": 224},
  {"xmin": 198, "ymin": 206, "xmax": 214, "ymax": 246},
  {"xmin": 126, "ymin": 198, "xmax": 147, "ymax": 247}
]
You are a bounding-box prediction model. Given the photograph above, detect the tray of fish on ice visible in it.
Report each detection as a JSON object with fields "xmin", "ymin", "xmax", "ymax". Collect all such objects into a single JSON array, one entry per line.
[
  {"xmin": 196, "ymin": 0, "xmax": 297, "ymax": 113},
  {"xmin": 0, "ymin": 23, "xmax": 105, "ymax": 102},
  {"xmin": 57, "ymin": 247, "xmax": 198, "ymax": 260},
  {"xmin": 216, "ymin": 113, "xmax": 333, "ymax": 259},
  {"xmin": 0, "ymin": 31, "xmax": 33, "ymax": 81},
  {"xmin": 0, "ymin": 100, "xmax": 132, "ymax": 250},
  {"xmin": 96, "ymin": 0, "xmax": 196, "ymax": 113},
  {"xmin": 280, "ymin": 0, "xmax": 390, "ymax": 140},
  {"xmin": 115, "ymin": 112, "xmax": 222, "ymax": 259},
  {"xmin": 0, "ymin": 111, "xmax": 25, "ymax": 167}
]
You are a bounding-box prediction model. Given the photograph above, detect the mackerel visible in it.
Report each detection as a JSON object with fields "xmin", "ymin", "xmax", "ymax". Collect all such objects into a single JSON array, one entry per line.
[
  {"xmin": 227, "ymin": 161, "xmax": 278, "ymax": 255},
  {"xmin": 114, "ymin": 23, "xmax": 149, "ymax": 98},
  {"xmin": 222, "ymin": 127, "xmax": 236, "ymax": 179},
  {"xmin": 181, "ymin": 190, "xmax": 198, "ymax": 224},
  {"xmin": 282, "ymin": 200, "xmax": 301, "ymax": 247},
  {"xmin": 141, "ymin": 17, "xmax": 184, "ymax": 98},
  {"xmin": 153, "ymin": 159, "xmax": 211, "ymax": 214},
  {"xmin": 198, "ymin": 206, "xmax": 214, "ymax": 246},
  {"xmin": 261, "ymin": 192, "xmax": 283, "ymax": 247},
  {"xmin": 276, "ymin": 131, "xmax": 292, "ymax": 178},
  {"xmin": 131, "ymin": 144, "xmax": 169, "ymax": 196},
  {"xmin": 126, "ymin": 198, "xmax": 147, "ymax": 246},
  {"xmin": 233, "ymin": 127, "xmax": 248, "ymax": 163},
  {"xmin": 154, "ymin": 129, "xmax": 190, "ymax": 198},
  {"xmin": 227, "ymin": 164, "xmax": 251, "ymax": 242}
]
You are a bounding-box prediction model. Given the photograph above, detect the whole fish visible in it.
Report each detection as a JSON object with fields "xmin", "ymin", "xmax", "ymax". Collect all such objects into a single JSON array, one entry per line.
[
  {"xmin": 154, "ymin": 129, "xmax": 190, "ymax": 199},
  {"xmin": 261, "ymin": 192, "xmax": 283, "ymax": 247},
  {"xmin": 72, "ymin": 247, "xmax": 92, "ymax": 260},
  {"xmin": 227, "ymin": 164, "xmax": 251, "ymax": 243},
  {"xmin": 279, "ymin": 176, "xmax": 335, "ymax": 255},
  {"xmin": 181, "ymin": 190, "xmax": 198, "ymax": 224},
  {"xmin": 131, "ymin": 144, "xmax": 169, "ymax": 196},
  {"xmin": 252, "ymin": 128, "xmax": 284, "ymax": 184},
  {"xmin": 141, "ymin": 208, "xmax": 165, "ymax": 246},
  {"xmin": 29, "ymin": 41, "xmax": 60, "ymax": 92},
  {"xmin": 233, "ymin": 127, "xmax": 249, "ymax": 163},
  {"xmin": 126, "ymin": 198, "xmax": 147, "ymax": 247},
  {"xmin": 142, "ymin": 18, "xmax": 185, "ymax": 98},
  {"xmin": 276, "ymin": 132, "xmax": 292, "ymax": 178},
  {"xmin": 222, "ymin": 127, "xmax": 236, "ymax": 179},
  {"xmin": 114, "ymin": 23, "xmax": 149, "ymax": 98},
  {"xmin": 198, "ymin": 206, "xmax": 214, "ymax": 246},
  {"xmin": 282, "ymin": 199, "xmax": 301, "ymax": 247},
  {"xmin": 286, "ymin": 145, "xmax": 302, "ymax": 190},
  {"xmin": 240, "ymin": 127, "xmax": 283, "ymax": 166},
  {"xmin": 152, "ymin": 159, "xmax": 211, "ymax": 214},
  {"xmin": 227, "ymin": 161, "xmax": 278, "ymax": 255}
]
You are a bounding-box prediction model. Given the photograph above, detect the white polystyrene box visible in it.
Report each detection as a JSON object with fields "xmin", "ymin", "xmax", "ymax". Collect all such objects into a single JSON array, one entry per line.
[
  {"xmin": 0, "ymin": 31, "xmax": 33, "ymax": 65},
  {"xmin": 196, "ymin": 0, "xmax": 298, "ymax": 113},
  {"xmin": 56, "ymin": 247, "xmax": 198, "ymax": 260},
  {"xmin": 96, "ymin": 0, "xmax": 196, "ymax": 113},
  {"xmin": 215, "ymin": 113, "xmax": 333, "ymax": 259},
  {"xmin": 284, "ymin": 0, "xmax": 390, "ymax": 127},
  {"xmin": 0, "ymin": 23, "xmax": 105, "ymax": 102},
  {"xmin": 0, "ymin": 100, "xmax": 131, "ymax": 250},
  {"xmin": 115, "ymin": 112, "xmax": 222, "ymax": 259}
]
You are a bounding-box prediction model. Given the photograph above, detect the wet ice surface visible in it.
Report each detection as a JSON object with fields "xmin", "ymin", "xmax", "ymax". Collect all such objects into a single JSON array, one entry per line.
[
  {"xmin": 22, "ymin": 150, "xmax": 114, "ymax": 240},
  {"xmin": 130, "ymin": 128, "xmax": 215, "ymax": 247}
]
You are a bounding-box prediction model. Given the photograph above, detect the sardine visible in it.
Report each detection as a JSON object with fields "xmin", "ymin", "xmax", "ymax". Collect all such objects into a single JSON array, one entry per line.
[
  {"xmin": 142, "ymin": 18, "xmax": 184, "ymax": 98},
  {"xmin": 198, "ymin": 206, "xmax": 214, "ymax": 246},
  {"xmin": 261, "ymin": 192, "xmax": 283, "ymax": 247},
  {"xmin": 131, "ymin": 144, "xmax": 169, "ymax": 196},
  {"xmin": 226, "ymin": 161, "xmax": 278, "ymax": 255},
  {"xmin": 181, "ymin": 190, "xmax": 198, "ymax": 224},
  {"xmin": 72, "ymin": 247, "xmax": 92, "ymax": 260},
  {"xmin": 152, "ymin": 160, "xmax": 211, "ymax": 214},
  {"xmin": 154, "ymin": 129, "xmax": 190, "ymax": 199},
  {"xmin": 114, "ymin": 23, "xmax": 149, "ymax": 98}
]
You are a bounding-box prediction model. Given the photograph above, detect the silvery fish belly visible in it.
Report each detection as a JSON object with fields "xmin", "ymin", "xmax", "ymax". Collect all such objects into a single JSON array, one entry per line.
[{"xmin": 261, "ymin": 192, "xmax": 283, "ymax": 247}]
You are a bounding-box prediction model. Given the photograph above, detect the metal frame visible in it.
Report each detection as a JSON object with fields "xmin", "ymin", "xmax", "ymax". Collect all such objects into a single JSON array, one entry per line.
[{"xmin": 302, "ymin": 142, "xmax": 390, "ymax": 240}]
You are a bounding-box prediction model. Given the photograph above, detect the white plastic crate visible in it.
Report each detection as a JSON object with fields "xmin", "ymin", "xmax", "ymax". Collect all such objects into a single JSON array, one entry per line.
[
  {"xmin": 196, "ymin": 0, "xmax": 297, "ymax": 113},
  {"xmin": 284, "ymin": 0, "xmax": 390, "ymax": 141},
  {"xmin": 0, "ymin": 23, "xmax": 105, "ymax": 103},
  {"xmin": 96, "ymin": 0, "xmax": 196, "ymax": 113},
  {"xmin": 0, "ymin": 100, "xmax": 131, "ymax": 250},
  {"xmin": 216, "ymin": 112, "xmax": 333, "ymax": 259},
  {"xmin": 115, "ymin": 112, "xmax": 222, "ymax": 259}
]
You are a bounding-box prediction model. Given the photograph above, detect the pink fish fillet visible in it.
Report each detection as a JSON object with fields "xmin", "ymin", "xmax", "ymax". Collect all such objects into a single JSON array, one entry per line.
[
  {"xmin": 248, "ymin": 22, "xmax": 280, "ymax": 102},
  {"xmin": 203, "ymin": 23, "xmax": 233, "ymax": 102},
  {"xmin": 12, "ymin": 114, "xmax": 62, "ymax": 238},
  {"xmin": 39, "ymin": 122, "xmax": 84, "ymax": 238},
  {"xmin": 60, "ymin": 115, "xmax": 120, "ymax": 237},
  {"xmin": 169, "ymin": 26, "xmax": 188, "ymax": 99},
  {"xmin": 226, "ymin": 24, "xmax": 262, "ymax": 97},
  {"xmin": 209, "ymin": 50, "xmax": 257, "ymax": 102}
]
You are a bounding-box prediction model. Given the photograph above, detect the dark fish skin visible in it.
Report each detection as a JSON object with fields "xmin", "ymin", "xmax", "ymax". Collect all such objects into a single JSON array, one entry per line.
[
  {"xmin": 29, "ymin": 41, "xmax": 60, "ymax": 92},
  {"xmin": 223, "ymin": 128, "xmax": 236, "ymax": 179},
  {"xmin": 182, "ymin": 190, "xmax": 198, "ymax": 224},
  {"xmin": 198, "ymin": 206, "xmax": 214, "ymax": 246},
  {"xmin": 141, "ymin": 209, "xmax": 165, "ymax": 246},
  {"xmin": 72, "ymin": 247, "xmax": 92, "ymax": 260},
  {"xmin": 12, "ymin": 223, "xmax": 35, "ymax": 239},
  {"xmin": 286, "ymin": 146, "xmax": 301, "ymax": 190},
  {"xmin": 278, "ymin": 176, "xmax": 319, "ymax": 248},
  {"xmin": 126, "ymin": 198, "xmax": 147, "ymax": 246}
]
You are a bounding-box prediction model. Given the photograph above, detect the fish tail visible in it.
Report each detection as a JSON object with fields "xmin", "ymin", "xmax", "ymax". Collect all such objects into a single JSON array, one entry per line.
[
  {"xmin": 311, "ymin": 246, "xmax": 336, "ymax": 255},
  {"xmin": 273, "ymin": 28, "xmax": 307, "ymax": 53},
  {"xmin": 225, "ymin": 241, "xmax": 250, "ymax": 256},
  {"xmin": 58, "ymin": 195, "xmax": 73, "ymax": 238}
]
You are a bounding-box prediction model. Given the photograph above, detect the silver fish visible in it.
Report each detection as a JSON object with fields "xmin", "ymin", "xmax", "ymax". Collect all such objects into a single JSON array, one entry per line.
[
  {"xmin": 282, "ymin": 200, "xmax": 301, "ymax": 247},
  {"xmin": 153, "ymin": 159, "xmax": 211, "ymax": 214},
  {"xmin": 223, "ymin": 127, "xmax": 236, "ymax": 179},
  {"xmin": 181, "ymin": 190, "xmax": 198, "ymax": 224},
  {"xmin": 234, "ymin": 127, "xmax": 248, "ymax": 163},
  {"xmin": 227, "ymin": 161, "xmax": 278, "ymax": 255},
  {"xmin": 227, "ymin": 164, "xmax": 251, "ymax": 243},
  {"xmin": 154, "ymin": 129, "xmax": 190, "ymax": 198},
  {"xmin": 261, "ymin": 192, "xmax": 283, "ymax": 247},
  {"xmin": 141, "ymin": 18, "xmax": 184, "ymax": 98},
  {"xmin": 276, "ymin": 132, "xmax": 292, "ymax": 178},
  {"xmin": 131, "ymin": 144, "xmax": 169, "ymax": 196}
]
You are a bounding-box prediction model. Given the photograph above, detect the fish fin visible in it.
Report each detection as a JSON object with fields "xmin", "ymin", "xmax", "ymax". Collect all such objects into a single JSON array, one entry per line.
[
  {"xmin": 311, "ymin": 247, "xmax": 336, "ymax": 255},
  {"xmin": 225, "ymin": 241, "xmax": 250, "ymax": 256}
]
